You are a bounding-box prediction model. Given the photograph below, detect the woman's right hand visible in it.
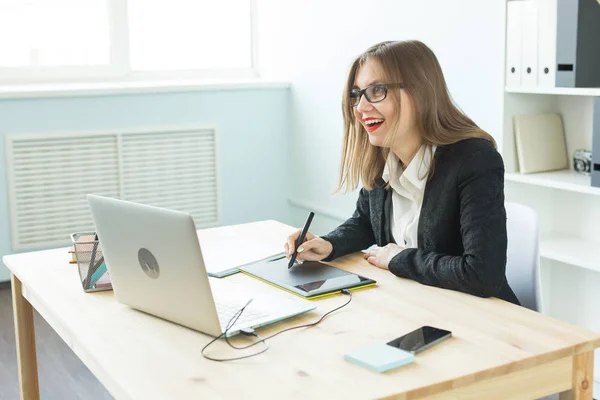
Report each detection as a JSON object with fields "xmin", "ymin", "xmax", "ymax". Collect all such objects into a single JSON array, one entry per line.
[{"xmin": 285, "ymin": 230, "xmax": 333, "ymax": 262}]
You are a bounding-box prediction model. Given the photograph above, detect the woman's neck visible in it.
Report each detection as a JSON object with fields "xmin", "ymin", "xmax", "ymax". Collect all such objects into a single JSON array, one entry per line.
[{"xmin": 392, "ymin": 134, "xmax": 423, "ymax": 168}]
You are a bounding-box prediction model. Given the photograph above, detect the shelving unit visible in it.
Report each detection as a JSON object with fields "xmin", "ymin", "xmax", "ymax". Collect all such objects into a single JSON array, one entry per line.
[
  {"xmin": 540, "ymin": 234, "xmax": 600, "ymax": 274},
  {"xmin": 506, "ymin": 86, "xmax": 600, "ymax": 96},
  {"xmin": 502, "ymin": 0, "xmax": 600, "ymax": 394},
  {"xmin": 505, "ymin": 170, "xmax": 600, "ymax": 195}
]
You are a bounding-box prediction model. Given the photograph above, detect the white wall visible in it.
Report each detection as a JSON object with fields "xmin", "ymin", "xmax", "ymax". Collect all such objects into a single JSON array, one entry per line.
[
  {"xmin": 257, "ymin": 0, "xmax": 506, "ymax": 234},
  {"xmin": 0, "ymin": 88, "xmax": 292, "ymax": 281}
]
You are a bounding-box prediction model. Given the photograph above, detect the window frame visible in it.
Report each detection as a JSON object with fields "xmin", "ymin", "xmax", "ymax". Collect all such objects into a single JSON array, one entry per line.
[{"xmin": 0, "ymin": 0, "xmax": 257, "ymax": 84}]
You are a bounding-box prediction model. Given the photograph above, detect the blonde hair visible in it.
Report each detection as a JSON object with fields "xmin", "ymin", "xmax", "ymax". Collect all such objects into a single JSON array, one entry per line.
[{"xmin": 336, "ymin": 40, "xmax": 495, "ymax": 193}]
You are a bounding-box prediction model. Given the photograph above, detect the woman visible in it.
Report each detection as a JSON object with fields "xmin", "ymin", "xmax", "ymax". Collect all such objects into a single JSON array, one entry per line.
[{"xmin": 284, "ymin": 40, "xmax": 520, "ymax": 305}]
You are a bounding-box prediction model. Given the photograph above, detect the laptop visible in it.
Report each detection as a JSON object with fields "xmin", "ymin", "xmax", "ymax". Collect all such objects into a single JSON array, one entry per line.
[{"xmin": 87, "ymin": 194, "xmax": 316, "ymax": 337}]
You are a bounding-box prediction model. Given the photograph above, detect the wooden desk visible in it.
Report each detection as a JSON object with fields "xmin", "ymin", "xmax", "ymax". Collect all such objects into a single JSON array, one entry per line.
[{"xmin": 4, "ymin": 220, "xmax": 600, "ymax": 400}]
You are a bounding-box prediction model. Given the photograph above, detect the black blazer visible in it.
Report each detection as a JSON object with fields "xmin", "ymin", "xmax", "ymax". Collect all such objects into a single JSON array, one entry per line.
[{"xmin": 321, "ymin": 138, "xmax": 520, "ymax": 306}]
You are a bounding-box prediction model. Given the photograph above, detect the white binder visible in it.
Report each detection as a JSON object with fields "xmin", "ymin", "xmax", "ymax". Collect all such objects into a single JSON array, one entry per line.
[
  {"xmin": 506, "ymin": 1, "xmax": 523, "ymax": 88},
  {"xmin": 521, "ymin": 0, "xmax": 539, "ymax": 88},
  {"xmin": 537, "ymin": 0, "xmax": 557, "ymax": 88}
]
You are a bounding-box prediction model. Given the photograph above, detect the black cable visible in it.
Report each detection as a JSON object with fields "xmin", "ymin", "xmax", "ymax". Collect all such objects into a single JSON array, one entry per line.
[
  {"xmin": 201, "ymin": 300, "xmax": 268, "ymax": 362},
  {"xmin": 228, "ymin": 289, "xmax": 353, "ymax": 351},
  {"xmin": 201, "ymin": 289, "xmax": 353, "ymax": 361}
]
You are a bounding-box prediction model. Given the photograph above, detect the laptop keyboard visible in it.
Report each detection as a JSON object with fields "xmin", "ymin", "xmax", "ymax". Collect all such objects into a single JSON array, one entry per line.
[{"xmin": 215, "ymin": 300, "xmax": 269, "ymax": 331}]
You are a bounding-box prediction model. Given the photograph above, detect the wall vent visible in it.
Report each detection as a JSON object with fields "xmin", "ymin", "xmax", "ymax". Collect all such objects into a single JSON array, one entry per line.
[{"xmin": 5, "ymin": 126, "xmax": 220, "ymax": 250}]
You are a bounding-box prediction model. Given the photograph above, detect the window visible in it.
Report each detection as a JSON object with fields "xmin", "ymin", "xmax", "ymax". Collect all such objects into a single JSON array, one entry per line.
[
  {"xmin": 0, "ymin": 0, "xmax": 255, "ymax": 83},
  {"xmin": 128, "ymin": 0, "xmax": 252, "ymax": 72}
]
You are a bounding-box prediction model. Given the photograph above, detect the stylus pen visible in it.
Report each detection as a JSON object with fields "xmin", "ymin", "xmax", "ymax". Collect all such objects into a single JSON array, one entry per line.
[{"xmin": 289, "ymin": 211, "xmax": 315, "ymax": 269}]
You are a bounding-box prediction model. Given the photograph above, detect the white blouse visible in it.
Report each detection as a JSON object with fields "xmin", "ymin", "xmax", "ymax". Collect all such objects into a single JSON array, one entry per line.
[{"xmin": 381, "ymin": 145, "xmax": 435, "ymax": 248}]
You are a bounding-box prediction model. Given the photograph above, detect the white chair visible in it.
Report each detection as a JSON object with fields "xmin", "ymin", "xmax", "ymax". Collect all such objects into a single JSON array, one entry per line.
[
  {"xmin": 506, "ymin": 205, "xmax": 567, "ymax": 400},
  {"xmin": 505, "ymin": 202, "xmax": 542, "ymax": 312}
]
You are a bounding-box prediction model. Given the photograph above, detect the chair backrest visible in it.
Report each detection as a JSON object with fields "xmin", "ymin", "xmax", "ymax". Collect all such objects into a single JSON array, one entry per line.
[{"xmin": 505, "ymin": 202, "xmax": 541, "ymax": 311}]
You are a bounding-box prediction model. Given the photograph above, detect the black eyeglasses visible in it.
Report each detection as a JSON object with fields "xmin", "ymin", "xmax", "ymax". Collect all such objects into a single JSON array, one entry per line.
[{"xmin": 349, "ymin": 83, "xmax": 406, "ymax": 107}]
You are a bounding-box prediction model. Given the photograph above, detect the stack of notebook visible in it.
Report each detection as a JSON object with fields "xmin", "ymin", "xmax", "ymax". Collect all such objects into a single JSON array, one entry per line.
[{"xmin": 197, "ymin": 220, "xmax": 296, "ymax": 277}]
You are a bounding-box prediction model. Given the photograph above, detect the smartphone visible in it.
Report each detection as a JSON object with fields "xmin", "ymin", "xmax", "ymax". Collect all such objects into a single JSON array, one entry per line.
[{"xmin": 386, "ymin": 326, "xmax": 452, "ymax": 354}]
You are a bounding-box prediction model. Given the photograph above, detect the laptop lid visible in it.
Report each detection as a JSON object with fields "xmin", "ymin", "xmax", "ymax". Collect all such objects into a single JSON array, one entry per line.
[{"xmin": 87, "ymin": 194, "xmax": 223, "ymax": 337}]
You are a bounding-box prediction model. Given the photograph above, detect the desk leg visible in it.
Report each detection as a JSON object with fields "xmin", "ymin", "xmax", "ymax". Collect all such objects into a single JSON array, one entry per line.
[
  {"xmin": 11, "ymin": 273, "xmax": 40, "ymax": 400},
  {"xmin": 559, "ymin": 351, "xmax": 594, "ymax": 400}
]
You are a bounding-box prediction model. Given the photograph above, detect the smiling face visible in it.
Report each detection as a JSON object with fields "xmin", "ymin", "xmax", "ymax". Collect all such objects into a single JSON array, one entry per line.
[
  {"xmin": 338, "ymin": 41, "xmax": 493, "ymax": 193},
  {"xmin": 352, "ymin": 57, "xmax": 417, "ymax": 148}
]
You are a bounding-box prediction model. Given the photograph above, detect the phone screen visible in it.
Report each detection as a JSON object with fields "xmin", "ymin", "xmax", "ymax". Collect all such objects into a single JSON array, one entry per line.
[{"xmin": 386, "ymin": 326, "xmax": 452, "ymax": 354}]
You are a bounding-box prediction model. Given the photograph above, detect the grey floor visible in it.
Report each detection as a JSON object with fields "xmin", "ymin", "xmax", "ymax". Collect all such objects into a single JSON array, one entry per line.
[{"xmin": 0, "ymin": 281, "xmax": 113, "ymax": 400}]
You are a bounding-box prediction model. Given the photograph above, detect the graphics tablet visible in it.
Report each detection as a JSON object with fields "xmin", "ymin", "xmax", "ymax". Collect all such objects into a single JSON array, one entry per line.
[{"xmin": 239, "ymin": 258, "xmax": 376, "ymax": 298}]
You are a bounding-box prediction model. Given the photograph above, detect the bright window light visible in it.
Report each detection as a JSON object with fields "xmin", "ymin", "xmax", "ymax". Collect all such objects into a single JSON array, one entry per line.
[
  {"xmin": 0, "ymin": 0, "xmax": 255, "ymax": 82},
  {"xmin": 0, "ymin": 0, "xmax": 110, "ymax": 68},
  {"xmin": 127, "ymin": 0, "xmax": 252, "ymax": 71}
]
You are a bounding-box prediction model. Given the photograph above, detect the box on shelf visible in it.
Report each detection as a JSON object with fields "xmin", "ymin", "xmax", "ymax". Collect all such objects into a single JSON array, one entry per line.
[{"xmin": 513, "ymin": 112, "xmax": 568, "ymax": 174}]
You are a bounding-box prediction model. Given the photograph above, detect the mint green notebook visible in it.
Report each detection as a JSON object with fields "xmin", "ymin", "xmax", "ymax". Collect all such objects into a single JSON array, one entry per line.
[{"xmin": 344, "ymin": 343, "xmax": 415, "ymax": 373}]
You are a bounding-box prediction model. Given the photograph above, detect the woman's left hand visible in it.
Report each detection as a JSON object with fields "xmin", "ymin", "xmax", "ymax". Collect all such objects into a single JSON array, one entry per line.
[{"xmin": 363, "ymin": 244, "xmax": 404, "ymax": 269}]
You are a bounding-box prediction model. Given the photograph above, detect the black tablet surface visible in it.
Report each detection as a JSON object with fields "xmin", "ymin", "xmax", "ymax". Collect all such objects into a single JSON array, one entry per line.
[{"xmin": 239, "ymin": 257, "xmax": 376, "ymax": 298}]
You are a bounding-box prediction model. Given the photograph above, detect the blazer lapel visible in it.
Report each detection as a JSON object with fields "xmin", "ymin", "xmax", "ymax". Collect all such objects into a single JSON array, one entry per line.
[
  {"xmin": 383, "ymin": 189, "xmax": 392, "ymax": 245},
  {"xmin": 374, "ymin": 178, "xmax": 391, "ymax": 246}
]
